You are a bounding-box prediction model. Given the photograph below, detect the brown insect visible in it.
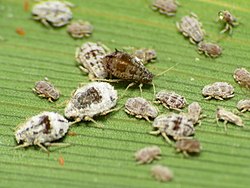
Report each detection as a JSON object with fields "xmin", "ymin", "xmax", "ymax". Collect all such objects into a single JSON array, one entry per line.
[
  {"xmin": 237, "ymin": 99, "xmax": 250, "ymax": 112},
  {"xmin": 58, "ymin": 156, "xmax": 65, "ymax": 166},
  {"xmin": 33, "ymin": 79, "xmax": 60, "ymax": 102},
  {"xmin": 134, "ymin": 146, "xmax": 161, "ymax": 164},
  {"xmin": 152, "ymin": 0, "xmax": 180, "ymax": 16},
  {"xmin": 151, "ymin": 165, "xmax": 173, "ymax": 182},
  {"xmin": 102, "ymin": 50, "xmax": 154, "ymax": 92},
  {"xmin": 198, "ymin": 42, "xmax": 222, "ymax": 58},
  {"xmin": 16, "ymin": 27, "xmax": 26, "ymax": 36},
  {"xmin": 175, "ymin": 139, "xmax": 201, "ymax": 157},
  {"xmin": 233, "ymin": 68, "xmax": 250, "ymax": 89},
  {"xmin": 218, "ymin": 10, "xmax": 239, "ymax": 34}
]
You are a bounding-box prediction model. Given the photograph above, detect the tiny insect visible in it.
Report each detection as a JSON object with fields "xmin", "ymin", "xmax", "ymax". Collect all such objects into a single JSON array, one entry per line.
[
  {"xmin": 152, "ymin": 0, "xmax": 180, "ymax": 16},
  {"xmin": 32, "ymin": 0, "xmax": 73, "ymax": 27},
  {"xmin": 202, "ymin": 82, "xmax": 234, "ymax": 100},
  {"xmin": 177, "ymin": 13, "xmax": 205, "ymax": 44},
  {"xmin": 175, "ymin": 139, "xmax": 201, "ymax": 157},
  {"xmin": 16, "ymin": 27, "xmax": 26, "ymax": 36},
  {"xmin": 125, "ymin": 97, "xmax": 158, "ymax": 122},
  {"xmin": 155, "ymin": 91, "xmax": 187, "ymax": 111},
  {"xmin": 75, "ymin": 42, "xmax": 109, "ymax": 80},
  {"xmin": 233, "ymin": 68, "xmax": 250, "ymax": 89},
  {"xmin": 23, "ymin": 0, "xmax": 29, "ymax": 12},
  {"xmin": 33, "ymin": 79, "xmax": 60, "ymax": 102},
  {"xmin": 102, "ymin": 50, "xmax": 154, "ymax": 92},
  {"xmin": 15, "ymin": 111, "xmax": 70, "ymax": 153},
  {"xmin": 151, "ymin": 165, "xmax": 173, "ymax": 182},
  {"xmin": 67, "ymin": 20, "xmax": 93, "ymax": 38},
  {"xmin": 187, "ymin": 102, "xmax": 204, "ymax": 125},
  {"xmin": 132, "ymin": 48, "xmax": 157, "ymax": 64},
  {"xmin": 216, "ymin": 107, "xmax": 244, "ymax": 131},
  {"xmin": 134, "ymin": 146, "xmax": 161, "ymax": 164},
  {"xmin": 58, "ymin": 156, "xmax": 65, "ymax": 166},
  {"xmin": 150, "ymin": 113, "xmax": 195, "ymax": 144},
  {"xmin": 237, "ymin": 99, "xmax": 250, "ymax": 112},
  {"xmin": 218, "ymin": 10, "xmax": 238, "ymax": 34},
  {"xmin": 198, "ymin": 41, "xmax": 222, "ymax": 58},
  {"xmin": 64, "ymin": 82, "xmax": 118, "ymax": 126}
]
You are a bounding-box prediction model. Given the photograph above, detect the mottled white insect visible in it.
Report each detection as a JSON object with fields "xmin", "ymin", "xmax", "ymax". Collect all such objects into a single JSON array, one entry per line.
[
  {"xmin": 67, "ymin": 20, "xmax": 93, "ymax": 38},
  {"xmin": 198, "ymin": 42, "xmax": 222, "ymax": 58},
  {"xmin": 150, "ymin": 113, "xmax": 195, "ymax": 144},
  {"xmin": 32, "ymin": 0, "xmax": 73, "ymax": 27},
  {"xmin": 187, "ymin": 102, "xmax": 204, "ymax": 125},
  {"xmin": 216, "ymin": 107, "xmax": 244, "ymax": 131},
  {"xmin": 134, "ymin": 146, "xmax": 161, "ymax": 164},
  {"xmin": 175, "ymin": 139, "xmax": 201, "ymax": 157},
  {"xmin": 33, "ymin": 79, "xmax": 60, "ymax": 102},
  {"xmin": 218, "ymin": 10, "xmax": 238, "ymax": 34},
  {"xmin": 15, "ymin": 111, "xmax": 70, "ymax": 153},
  {"xmin": 237, "ymin": 99, "xmax": 250, "ymax": 112},
  {"xmin": 177, "ymin": 13, "xmax": 205, "ymax": 44},
  {"xmin": 132, "ymin": 48, "xmax": 157, "ymax": 64},
  {"xmin": 202, "ymin": 82, "xmax": 234, "ymax": 100},
  {"xmin": 151, "ymin": 165, "xmax": 173, "ymax": 182},
  {"xmin": 152, "ymin": 0, "xmax": 179, "ymax": 16},
  {"xmin": 125, "ymin": 97, "xmax": 158, "ymax": 122},
  {"xmin": 75, "ymin": 42, "xmax": 109, "ymax": 80},
  {"xmin": 155, "ymin": 91, "xmax": 187, "ymax": 111},
  {"xmin": 233, "ymin": 68, "xmax": 250, "ymax": 89},
  {"xmin": 64, "ymin": 82, "xmax": 118, "ymax": 126}
]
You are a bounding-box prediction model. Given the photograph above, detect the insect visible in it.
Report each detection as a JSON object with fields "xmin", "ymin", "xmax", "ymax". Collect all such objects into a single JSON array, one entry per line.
[
  {"xmin": 102, "ymin": 50, "xmax": 154, "ymax": 92},
  {"xmin": 216, "ymin": 107, "xmax": 244, "ymax": 131},
  {"xmin": 33, "ymin": 79, "xmax": 60, "ymax": 102},
  {"xmin": 134, "ymin": 146, "xmax": 161, "ymax": 164},
  {"xmin": 237, "ymin": 99, "xmax": 250, "ymax": 112},
  {"xmin": 151, "ymin": 165, "xmax": 173, "ymax": 182},
  {"xmin": 132, "ymin": 48, "xmax": 157, "ymax": 64},
  {"xmin": 16, "ymin": 27, "xmax": 26, "ymax": 36},
  {"xmin": 187, "ymin": 102, "xmax": 204, "ymax": 125},
  {"xmin": 64, "ymin": 82, "xmax": 118, "ymax": 126},
  {"xmin": 150, "ymin": 113, "xmax": 195, "ymax": 144},
  {"xmin": 155, "ymin": 91, "xmax": 187, "ymax": 111},
  {"xmin": 197, "ymin": 42, "xmax": 222, "ymax": 58},
  {"xmin": 32, "ymin": 0, "xmax": 73, "ymax": 27},
  {"xmin": 125, "ymin": 97, "xmax": 158, "ymax": 122},
  {"xmin": 177, "ymin": 13, "xmax": 205, "ymax": 44},
  {"xmin": 15, "ymin": 111, "xmax": 70, "ymax": 153},
  {"xmin": 58, "ymin": 156, "xmax": 65, "ymax": 166},
  {"xmin": 202, "ymin": 82, "xmax": 234, "ymax": 100},
  {"xmin": 75, "ymin": 42, "xmax": 109, "ymax": 81},
  {"xmin": 152, "ymin": 0, "xmax": 179, "ymax": 16},
  {"xmin": 67, "ymin": 20, "xmax": 93, "ymax": 38},
  {"xmin": 233, "ymin": 68, "xmax": 250, "ymax": 89},
  {"xmin": 175, "ymin": 139, "xmax": 201, "ymax": 157},
  {"xmin": 218, "ymin": 10, "xmax": 238, "ymax": 34}
]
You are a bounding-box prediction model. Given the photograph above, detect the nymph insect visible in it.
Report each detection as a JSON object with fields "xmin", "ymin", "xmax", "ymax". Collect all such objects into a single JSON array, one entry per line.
[
  {"xmin": 218, "ymin": 10, "xmax": 238, "ymax": 34},
  {"xmin": 151, "ymin": 165, "xmax": 173, "ymax": 182},
  {"xmin": 134, "ymin": 146, "xmax": 161, "ymax": 164},
  {"xmin": 175, "ymin": 139, "xmax": 202, "ymax": 157}
]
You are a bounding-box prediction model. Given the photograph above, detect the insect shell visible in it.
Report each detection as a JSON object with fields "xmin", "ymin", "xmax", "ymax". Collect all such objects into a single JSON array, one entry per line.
[
  {"xmin": 132, "ymin": 48, "xmax": 157, "ymax": 64},
  {"xmin": 125, "ymin": 97, "xmax": 158, "ymax": 122},
  {"xmin": 75, "ymin": 42, "xmax": 109, "ymax": 81},
  {"xmin": 198, "ymin": 42, "xmax": 222, "ymax": 58},
  {"xmin": 218, "ymin": 10, "xmax": 238, "ymax": 34},
  {"xmin": 151, "ymin": 165, "xmax": 173, "ymax": 182},
  {"xmin": 152, "ymin": 0, "xmax": 179, "ymax": 16},
  {"xmin": 32, "ymin": 0, "xmax": 73, "ymax": 27},
  {"xmin": 216, "ymin": 107, "xmax": 244, "ymax": 131},
  {"xmin": 177, "ymin": 13, "xmax": 205, "ymax": 44},
  {"xmin": 15, "ymin": 112, "xmax": 70, "ymax": 153},
  {"xmin": 237, "ymin": 99, "xmax": 250, "ymax": 112},
  {"xmin": 233, "ymin": 68, "xmax": 250, "ymax": 89},
  {"xmin": 150, "ymin": 114, "xmax": 195, "ymax": 144},
  {"xmin": 64, "ymin": 82, "xmax": 117, "ymax": 123},
  {"xmin": 155, "ymin": 91, "xmax": 187, "ymax": 111},
  {"xmin": 67, "ymin": 20, "xmax": 93, "ymax": 38},
  {"xmin": 134, "ymin": 146, "xmax": 161, "ymax": 164},
  {"xmin": 102, "ymin": 50, "xmax": 154, "ymax": 85},
  {"xmin": 202, "ymin": 82, "xmax": 234, "ymax": 100},
  {"xmin": 33, "ymin": 80, "xmax": 60, "ymax": 102},
  {"xmin": 187, "ymin": 102, "xmax": 203, "ymax": 125},
  {"xmin": 175, "ymin": 139, "xmax": 201, "ymax": 157}
]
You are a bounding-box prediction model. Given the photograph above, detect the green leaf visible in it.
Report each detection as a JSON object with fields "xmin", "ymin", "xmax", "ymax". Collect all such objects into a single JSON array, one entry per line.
[{"xmin": 1, "ymin": 0, "xmax": 250, "ymax": 187}]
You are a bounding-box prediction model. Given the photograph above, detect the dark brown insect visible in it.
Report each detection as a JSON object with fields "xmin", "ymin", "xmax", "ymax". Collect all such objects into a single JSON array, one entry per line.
[
  {"xmin": 40, "ymin": 115, "xmax": 51, "ymax": 134},
  {"xmin": 198, "ymin": 42, "xmax": 222, "ymax": 58},
  {"xmin": 175, "ymin": 139, "xmax": 201, "ymax": 157},
  {"xmin": 102, "ymin": 50, "xmax": 154, "ymax": 90},
  {"xmin": 218, "ymin": 10, "xmax": 238, "ymax": 34}
]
